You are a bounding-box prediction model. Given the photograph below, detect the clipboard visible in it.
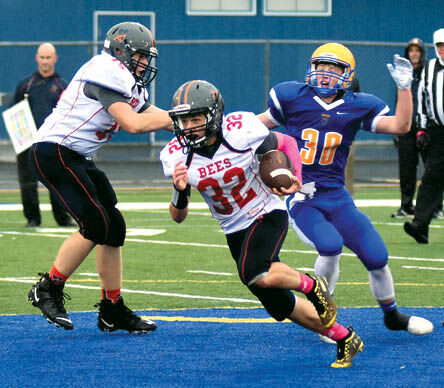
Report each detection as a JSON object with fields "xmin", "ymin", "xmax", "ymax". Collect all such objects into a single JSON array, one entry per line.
[{"xmin": 2, "ymin": 99, "xmax": 38, "ymax": 154}]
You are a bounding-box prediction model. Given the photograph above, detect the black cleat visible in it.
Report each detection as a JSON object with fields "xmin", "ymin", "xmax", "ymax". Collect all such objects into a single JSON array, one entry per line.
[
  {"xmin": 28, "ymin": 273, "xmax": 73, "ymax": 330},
  {"xmin": 384, "ymin": 310, "xmax": 433, "ymax": 335},
  {"xmin": 404, "ymin": 220, "xmax": 429, "ymax": 244},
  {"xmin": 305, "ymin": 275, "xmax": 337, "ymax": 328},
  {"xmin": 331, "ymin": 327, "xmax": 364, "ymax": 368},
  {"xmin": 95, "ymin": 297, "xmax": 157, "ymax": 334}
]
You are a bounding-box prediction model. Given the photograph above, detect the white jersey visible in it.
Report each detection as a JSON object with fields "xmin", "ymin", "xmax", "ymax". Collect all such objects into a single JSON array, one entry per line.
[
  {"xmin": 160, "ymin": 111, "xmax": 286, "ymax": 234},
  {"xmin": 36, "ymin": 52, "xmax": 149, "ymax": 157}
]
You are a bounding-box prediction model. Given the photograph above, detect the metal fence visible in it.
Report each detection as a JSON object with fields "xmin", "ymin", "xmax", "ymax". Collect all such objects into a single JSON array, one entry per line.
[{"xmin": 1, "ymin": 38, "xmax": 433, "ymax": 140}]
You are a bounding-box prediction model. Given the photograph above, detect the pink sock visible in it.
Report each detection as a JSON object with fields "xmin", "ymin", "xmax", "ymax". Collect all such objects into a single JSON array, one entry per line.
[
  {"xmin": 295, "ymin": 273, "xmax": 314, "ymax": 294},
  {"xmin": 320, "ymin": 322, "xmax": 349, "ymax": 341}
]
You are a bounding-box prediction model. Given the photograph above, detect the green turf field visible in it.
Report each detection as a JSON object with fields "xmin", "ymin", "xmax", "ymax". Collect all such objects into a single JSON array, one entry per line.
[{"xmin": 0, "ymin": 187, "xmax": 443, "ymax": 316}]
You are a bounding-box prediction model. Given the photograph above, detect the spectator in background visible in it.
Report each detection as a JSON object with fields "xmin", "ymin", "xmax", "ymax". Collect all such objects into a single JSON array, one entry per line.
[
  {"xmin": 392, "ymin": 38, "xmax": 443, "ymax": 219},
  {"xmin": 11, "ymin": 42, "xmax": 74, "ymax": 227},
  {"xmin": 404, "ymin": 28, "xmax": 444, "ymax": 243}
]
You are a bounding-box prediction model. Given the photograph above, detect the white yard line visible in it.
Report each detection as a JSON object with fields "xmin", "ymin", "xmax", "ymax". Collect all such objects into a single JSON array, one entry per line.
[
  {"xmin": 0, "ymin": 277, "xmax": 260, "ymax": 304},
  {"xmin": 402, "ymin": 265, "xmax": 444, "ymax": 271},
  {"xmin": 2, "ymin": 230, "xmax": 444, "ymax": 263},
  {"xmin": 0, "ymin": 199, "xmax": 427, "ymax": 212},
  {"xmin": 187, "ymin": 270, "xmax": 233, "ymax": 276}
]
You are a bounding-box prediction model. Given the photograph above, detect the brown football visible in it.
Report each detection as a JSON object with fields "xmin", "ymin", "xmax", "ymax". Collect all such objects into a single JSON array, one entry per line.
[{"xmin": 259, "ymin": 150, "xmax": 294, "ymax": 190}]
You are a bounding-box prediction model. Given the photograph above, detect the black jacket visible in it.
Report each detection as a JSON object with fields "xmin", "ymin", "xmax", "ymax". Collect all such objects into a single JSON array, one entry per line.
[{"xmin": 11, "ymin": 71, "xmax": 68, "ymax": 128}]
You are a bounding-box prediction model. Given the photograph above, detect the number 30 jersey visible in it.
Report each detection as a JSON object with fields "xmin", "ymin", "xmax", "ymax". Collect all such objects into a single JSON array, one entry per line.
[
  {"xmin": 36, "ymin": 52, "xmax": 149, "ymax": 157},
  {"xmin": 266, "ymin": 81, "xmax": 389, "ymax": 188},
  {"xmin": 160, "ymin": 111, "xmax": 286, "ymax": 234}
]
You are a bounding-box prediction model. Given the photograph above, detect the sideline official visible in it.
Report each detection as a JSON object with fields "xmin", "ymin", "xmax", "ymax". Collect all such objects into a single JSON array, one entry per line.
[{"xmin": 405, "ymin": 28, "xmax": 444, "ymax": 243}]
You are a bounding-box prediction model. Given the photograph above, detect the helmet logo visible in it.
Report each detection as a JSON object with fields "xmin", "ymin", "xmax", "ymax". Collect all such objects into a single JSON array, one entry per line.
[
  {"xmin": 113, "ymin": 33, "xmax": 127, "ymax": 43},
  {"xmin": 320, "ymin": 52, "xmax": 338, "ymax": 59},
  {"xmin": 173, "ymin": 104, "xmax": 191, "ymax": 112},
  {"xmin": 211, "ymin": 90, "xmax": 219, "ymax": 101}
]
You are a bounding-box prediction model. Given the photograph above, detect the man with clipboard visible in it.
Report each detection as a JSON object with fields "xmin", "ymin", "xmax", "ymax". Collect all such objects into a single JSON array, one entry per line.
[{"xmin": 10, "ymin": 43, "xmax": 74, "ymax": 227}]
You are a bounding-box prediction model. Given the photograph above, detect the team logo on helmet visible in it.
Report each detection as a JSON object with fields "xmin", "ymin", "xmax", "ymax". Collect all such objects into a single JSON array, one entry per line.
[{"xmin": 113, "ymin": 33, "xmax": 127, "ymax": 43}]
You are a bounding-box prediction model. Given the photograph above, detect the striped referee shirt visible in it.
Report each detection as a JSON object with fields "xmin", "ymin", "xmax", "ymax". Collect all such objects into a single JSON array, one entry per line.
[{"xmin": 417, "ymin": 58, "xmax": 444, "ymax": 128}]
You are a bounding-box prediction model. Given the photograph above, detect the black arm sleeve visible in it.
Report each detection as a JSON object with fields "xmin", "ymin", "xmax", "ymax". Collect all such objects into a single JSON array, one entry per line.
[
  {"xmin": 138, "ymin": 100, "xmax": 152, "ymax": 113},
  {"xmin": 83, "ymin": 82, "xmax": 128, "ymax": 111},
  {"xmin": 256, "ymin": 132, "xmax": 278, "ymax": 155}
]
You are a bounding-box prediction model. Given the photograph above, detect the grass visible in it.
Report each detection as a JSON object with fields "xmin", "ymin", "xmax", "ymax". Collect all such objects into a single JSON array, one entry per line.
[{"xmin": 0, "ymin": 186, "xmax": 443, "ymax": 316}]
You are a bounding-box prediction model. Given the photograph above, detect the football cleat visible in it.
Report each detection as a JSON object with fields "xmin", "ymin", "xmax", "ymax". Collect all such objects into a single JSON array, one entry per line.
[
  {"xmin": 95, "ymin": 297, "xmax": 157, "ymax": 334},
  {"xmin": 407, "ymin": 316, "xmax": 434, "ymax": 335},
  {"xmin": 28, "ymin": 272, "xmax": 73, "ymax": 330},
  {"xmin": 305, "ymin": 275, "xmax": 337, "ymax": 328},
  {"xmin": 331, "ymin": 327, "xmax": 364, "ymax": 368},
  {"xmin": 384, "ymin": 310, "xmax": 433, "ymax": 335}
]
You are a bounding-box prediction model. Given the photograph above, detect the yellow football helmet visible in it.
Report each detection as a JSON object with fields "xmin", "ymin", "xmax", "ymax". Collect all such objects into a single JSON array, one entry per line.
[{"xmin": 306, "ymin": 43, "xmax": 356, "ymax": 97}]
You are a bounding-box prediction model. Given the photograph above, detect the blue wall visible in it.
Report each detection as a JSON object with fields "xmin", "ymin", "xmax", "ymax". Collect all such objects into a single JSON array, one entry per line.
[{"xmin": 1, "ymin": 0, "xmax": 442, "ymax": 142}]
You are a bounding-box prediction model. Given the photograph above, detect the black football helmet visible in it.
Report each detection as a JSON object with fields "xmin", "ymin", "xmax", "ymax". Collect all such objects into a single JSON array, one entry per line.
[
  {"xmin": 170, "ymin": 80, "xmax": 224, "ymax": 149},
  {"xmin": 103, "ymin": 22, "xmax": 158, "ymax": 87}
]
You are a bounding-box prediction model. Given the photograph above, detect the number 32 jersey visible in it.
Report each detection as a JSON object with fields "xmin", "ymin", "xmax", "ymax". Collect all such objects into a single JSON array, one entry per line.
[
  {"xmin": 160, "ymin": 112, "xmax": 286, "ymax": 234},
  {"xmin": 36, "ymin": 52, "xmax": 148, "ymax": 157},
  {"xmin": 266, "ymin": 81, "xmax": 389, "ymax": 188}
]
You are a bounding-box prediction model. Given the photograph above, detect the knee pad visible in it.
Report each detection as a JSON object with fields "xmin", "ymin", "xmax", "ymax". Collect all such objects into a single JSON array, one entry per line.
[
  {"xmin": 81, "ymin": 206, "xmax": 126, "ymax": 247},
  {"xmin": 248, "ymin": 285, "xmax": 295, "ymax": 321},
  {"xmin": 103, "ymin": 207, "xmax": 126, "ymax": 247},
  {"xmin": 358, "ymin": 241, "xmax": 388, "ymax": 270}
]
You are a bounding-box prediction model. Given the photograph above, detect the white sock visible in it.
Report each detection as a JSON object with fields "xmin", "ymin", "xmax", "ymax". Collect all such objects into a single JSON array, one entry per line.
[
  {"xmin": 368, "ymin": 265, "xmax": 395, "ymax": 301},
  {"xmin": 314, "ymin": 254, "xmax": 340, "ymax": 294}
]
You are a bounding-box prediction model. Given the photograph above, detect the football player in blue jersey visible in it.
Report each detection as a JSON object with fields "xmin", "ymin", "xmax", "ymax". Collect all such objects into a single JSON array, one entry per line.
[{"xmin": 258, "ymin": 43, "xmax": 433, "ymax": 336}]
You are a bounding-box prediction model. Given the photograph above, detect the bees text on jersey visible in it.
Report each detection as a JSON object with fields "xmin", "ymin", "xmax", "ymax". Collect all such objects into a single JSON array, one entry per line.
[{"xmin": 160, "ymin": 112, "xmax": 286, "ymax": 234}]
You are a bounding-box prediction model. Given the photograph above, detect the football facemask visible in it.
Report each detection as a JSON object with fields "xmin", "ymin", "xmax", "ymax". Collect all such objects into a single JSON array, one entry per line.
[
  {"xmin": 170, "ymin": 80, "xmax": 224, "ymax": 150},
  {"xmin": 306, "ymin": 43, "xmax": 355, "ymax": 97},
  {"xmin": 170, "ymin": 107, "xmax": 213, "ymax": 149},
  {"xmin": 103, "ymin": 22, "xmax": 158, "ymax": 87}
]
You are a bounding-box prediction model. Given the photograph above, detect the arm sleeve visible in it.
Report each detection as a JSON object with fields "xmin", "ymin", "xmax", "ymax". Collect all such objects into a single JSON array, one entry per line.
[
  {"xmin": 256, "ymin": 131, "xmax": 302, "ymax": 182},
  {"xmin": 256, "ymin": 131, "xmax": 278, "ymax": 154},
  {"xmin": 83, "ymin": 82, "xmax": 127, "ymax": 111},
  {"xmin": 138, "ymin": 100, "xmax": 152, "ymax": 113}
]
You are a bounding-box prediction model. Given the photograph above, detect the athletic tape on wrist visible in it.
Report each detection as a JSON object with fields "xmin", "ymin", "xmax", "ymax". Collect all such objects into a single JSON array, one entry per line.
[{"xmin": 171, "ymin": 184, "xmax": 190, "ymax": 209}]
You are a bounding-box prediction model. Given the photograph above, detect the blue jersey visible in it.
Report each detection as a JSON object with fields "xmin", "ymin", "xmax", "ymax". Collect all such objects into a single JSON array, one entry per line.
[{"xmin": 267, "ymin": 82, "xmax": 389, "ymax": 188}]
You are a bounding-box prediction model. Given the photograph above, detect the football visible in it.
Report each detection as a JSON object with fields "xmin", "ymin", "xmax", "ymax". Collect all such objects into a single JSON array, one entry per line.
[{"xmin": 259, "ymin": 150, "xmax": 294, "ymax": 190}]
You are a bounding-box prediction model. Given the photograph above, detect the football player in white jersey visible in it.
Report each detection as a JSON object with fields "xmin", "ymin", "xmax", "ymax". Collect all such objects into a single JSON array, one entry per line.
[
  {"xmin": 160, "ymin": 80, "xmax": 364, "ymax": 368},
  {"xmin": 27, "ymin": 22, "xmax": 170, "ymax": 333}
]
